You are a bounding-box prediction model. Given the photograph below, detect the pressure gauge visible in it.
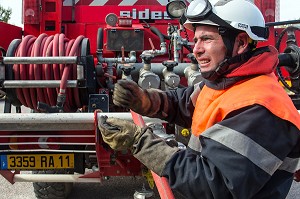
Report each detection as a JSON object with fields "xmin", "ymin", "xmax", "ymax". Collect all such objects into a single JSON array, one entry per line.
[
  {"xmin": 166, "ymin": 1, "xmax": 187, "ymax": 19},
  {"xmin": 105, "ymin": 13, "xmax": 118, "ymax": 27}
]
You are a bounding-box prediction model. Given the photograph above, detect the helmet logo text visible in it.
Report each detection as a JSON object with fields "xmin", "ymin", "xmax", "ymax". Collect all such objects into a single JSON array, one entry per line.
[{"xmin": 237, "ymin": 23, "xmax": 248, "ymax": 30}]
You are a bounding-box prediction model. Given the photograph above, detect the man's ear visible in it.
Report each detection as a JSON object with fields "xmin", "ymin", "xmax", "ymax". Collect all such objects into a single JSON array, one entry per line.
[{"xmin": 236, "ymin": 32, "xmax": 249, "ymax": 54}]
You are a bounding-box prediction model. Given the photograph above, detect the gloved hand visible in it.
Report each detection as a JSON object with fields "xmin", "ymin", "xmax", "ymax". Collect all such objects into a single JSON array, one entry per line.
[
  {"xmin": 98, "ymin": 116, "xmax": 143, "ymax": 151},
  {"xmin": 113, "ymin": 79, "xmax": 152, "ymax": 115}
]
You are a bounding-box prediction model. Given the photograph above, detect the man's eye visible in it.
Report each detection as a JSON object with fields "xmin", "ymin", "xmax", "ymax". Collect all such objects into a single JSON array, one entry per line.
[{"xmin": 203, "ymin": 37, "xmax": 212, "ymax": 41}]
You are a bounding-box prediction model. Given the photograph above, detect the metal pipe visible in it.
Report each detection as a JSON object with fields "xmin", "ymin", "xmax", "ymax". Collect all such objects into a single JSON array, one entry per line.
[
  {"xmin": 3, "ymin": 56, "xmax": 78, "ymax": 64},
  {"xmin": 266, "ymin": 20, "xmax": 300, "ymax": 27},
  {"xmin": 0, "ymin": 112, "xmax": 165, "ymax": 131},
  {"xmin": 118, "ymin": 63, "xmax": 193, "ymax": 80},
  {"xmin": 3, "ymin": 80, "xmax": 78, "ymax": 88},
  {"xmin": 101, "ymin": 51, "xmax": 137, "ymax": 64},
  {"xmin": 141, "ymin": 42, "xmax": 167, "ymax": 57},
  {"xmin": 173, "ymin": 32, "xmax": 180, "ymax": 62},
  {"xmin": 13, "ymin": 174, "xmax": 102, "ymax": 183}
]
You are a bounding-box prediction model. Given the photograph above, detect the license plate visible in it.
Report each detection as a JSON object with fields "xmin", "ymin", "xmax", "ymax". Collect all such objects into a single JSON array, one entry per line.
[{"xmin": 0, "ymin": 154, "xmax": 74, "ymax": 170}]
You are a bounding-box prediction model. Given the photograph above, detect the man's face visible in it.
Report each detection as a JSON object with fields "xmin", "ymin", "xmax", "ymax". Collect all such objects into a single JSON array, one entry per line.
[{"xmin": 193, "ymin": 25, "xmax": 227, "ymax": 73}]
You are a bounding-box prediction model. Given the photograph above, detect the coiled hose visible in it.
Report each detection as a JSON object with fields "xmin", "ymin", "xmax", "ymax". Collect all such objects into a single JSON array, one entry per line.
[{"xmin": 11, "ymin": 33, "xmax": 85, "ymax": 112}]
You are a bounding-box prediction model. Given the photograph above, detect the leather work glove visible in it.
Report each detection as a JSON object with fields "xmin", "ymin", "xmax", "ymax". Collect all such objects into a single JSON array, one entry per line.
[
  {"xmin": 98, "ymin": 117, "xmax": 180, "ymax": 175},
  {"xmin": 132, "ymin": 126, "xmax": 180, "ymax": 175},
  {"xmin": 98, "ymin": 116, "xmax": 143, "ymax": 151},
  {"xmin": 113, "ymin": 79, "xmax": 162, "ymax": 116}
]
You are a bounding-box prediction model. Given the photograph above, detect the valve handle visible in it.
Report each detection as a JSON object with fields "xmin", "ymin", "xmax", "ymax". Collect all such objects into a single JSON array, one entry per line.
[
  {"xmin": 140, "ymin": 54, "xmax": 155, "ymax": 64},
  {"xmin": 162, "ymin": 60, "xmax": 178, "ymax": 71},
  {"xmin": 120, "ymin": 63, "xmax": 135, "ymax": 77}
]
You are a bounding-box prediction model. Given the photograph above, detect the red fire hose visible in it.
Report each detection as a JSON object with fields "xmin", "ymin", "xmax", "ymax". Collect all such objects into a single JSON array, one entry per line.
[
  {"xmin": 12, "ymin": 33, "xmax": 85, "ymax": 112},
  {"xmin": 130, "ymin": 110, "xmax": 175, "ymax": 199}
]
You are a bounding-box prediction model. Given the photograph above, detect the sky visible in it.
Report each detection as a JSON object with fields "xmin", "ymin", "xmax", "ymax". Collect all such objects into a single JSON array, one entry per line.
[
  {"xmin": 0, "ymin": 0, "xmax": 299, "ymax": 27},
  {"xmin": 280, "ymin": 0, "xmax": 300, "ymax": 21}
]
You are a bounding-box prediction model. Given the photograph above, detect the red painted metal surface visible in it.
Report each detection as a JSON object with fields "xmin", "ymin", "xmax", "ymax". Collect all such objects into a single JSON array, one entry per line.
[
  {"xmin": 254, "ymin": 0, "xmax": 276, "ymax": 23},
  {"xmin": 0, "ymin": 22, "xmax": 22, "ymax": 50},
  {"xmin": 40, "ymin": 0, "xmax": 63, "ymax": 35},
  {"xmin": 23, "ymin": 0, "xmax": 40, "ymax": 36},
  {"xmin": 0, "ymin": 170, "xmax": 20, "ymax": 184},
  {"xmin": 23, "ymin": 0, "xmax": 183, "ymax": 58}
]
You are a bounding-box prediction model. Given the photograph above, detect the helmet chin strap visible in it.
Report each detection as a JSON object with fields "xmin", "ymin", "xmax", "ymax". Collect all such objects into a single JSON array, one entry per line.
[
  {"xmin": 218, "ymin": 27, "xmax": 239, "ymax": 57},
  {"xmin": 200, "ymin": 59, "xmax": 231, "ymax": 81},
  {"xmin": 201, "ymin": 49, "xmax": 255, "ymax": 81}
]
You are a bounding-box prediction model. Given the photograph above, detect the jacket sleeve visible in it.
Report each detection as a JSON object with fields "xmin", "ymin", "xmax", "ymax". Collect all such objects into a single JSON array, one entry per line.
[
  {"xmin": 134, "ymin": 105, "xmax": 300, "ymax": 199},
  {"xmin": 147, "ymin": 83, "xmax": 201, "ymax": 128}
]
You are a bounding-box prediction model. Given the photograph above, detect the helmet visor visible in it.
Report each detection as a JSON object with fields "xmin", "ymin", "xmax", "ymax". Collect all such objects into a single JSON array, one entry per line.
[
  {"xmin": 184, "ymin": 0, "xmax": 232, "ymax": 29},
  {"xmin": 185, "ymin": 0, "xmax": 212, "ymax": 21}
]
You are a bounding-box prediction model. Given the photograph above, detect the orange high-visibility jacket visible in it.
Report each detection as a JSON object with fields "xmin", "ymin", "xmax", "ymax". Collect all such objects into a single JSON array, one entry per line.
[{"xmin": 192, "ymin": 73, "xmax": 300, "ymax": 136}]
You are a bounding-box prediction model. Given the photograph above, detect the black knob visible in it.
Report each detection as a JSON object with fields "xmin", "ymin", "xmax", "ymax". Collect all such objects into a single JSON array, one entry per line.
[
  {"xmin": 140, "ymin": 54, "xmax": 155, "ymax": 64},
  {"xmin": 120, "ymin": 64, "xmax": 135, "ymax": 77},
  {"xmin": 162, "ymin": 60, "xmax": 178, "ymax": 71}
]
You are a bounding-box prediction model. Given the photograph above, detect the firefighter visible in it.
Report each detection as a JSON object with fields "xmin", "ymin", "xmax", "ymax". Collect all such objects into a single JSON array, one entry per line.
[{"xmin": 98, "ymin": 0, "xmax": 300, "ymax": 198}]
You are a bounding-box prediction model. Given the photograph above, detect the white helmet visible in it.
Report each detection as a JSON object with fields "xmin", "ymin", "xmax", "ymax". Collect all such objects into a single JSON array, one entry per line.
[{"xmin": 183, "ymin": 0, "xmax": 269, "ymax": 41}]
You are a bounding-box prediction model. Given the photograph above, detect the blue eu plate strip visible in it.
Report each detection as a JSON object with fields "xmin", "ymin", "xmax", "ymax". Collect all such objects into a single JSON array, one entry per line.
[{"xmin": 0, "ymin": 155, "xmax": 8, "ymax": 170}]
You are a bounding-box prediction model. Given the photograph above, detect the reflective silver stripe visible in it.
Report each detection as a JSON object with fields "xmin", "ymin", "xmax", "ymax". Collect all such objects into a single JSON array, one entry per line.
[
  {"xmin": 190, "ymin": 82, "xmax": 201, "ymax": 106},
  {"xmin": 119, "ymin": 0, "xmax": 138, "ymax": 6},
  {"xmin": 279, "ymin": 157, "xmax": 300, "ymax": 173},
  {"xmin": 63, "ymin": 0, "xmax": 80, "ymax": 6},
  {"xmin": 156, "ymin": 0, "xmax": 169, "ymax": 6},
  {"xmin": 202, "ymin": 124, "xmax": 282, "ymax": 175},
  {"xmin": 187, "ymin": 134, "xmax": 202, "ymax": 152},
  {"xmin": 90, "ymin": 0, "xmax": 109, "ymax": 6}
]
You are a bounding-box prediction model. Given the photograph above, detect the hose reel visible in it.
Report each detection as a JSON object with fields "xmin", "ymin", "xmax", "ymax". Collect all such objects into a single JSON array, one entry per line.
[{"xmin": 2, "ymin": 33, "xmax": 96, "ymax": 113}]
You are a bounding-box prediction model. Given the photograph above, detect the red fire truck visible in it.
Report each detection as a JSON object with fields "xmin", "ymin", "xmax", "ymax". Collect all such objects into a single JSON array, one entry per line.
[{"xmin": 0, "ymin": 0, "xmax": 300, "ymax": 198}]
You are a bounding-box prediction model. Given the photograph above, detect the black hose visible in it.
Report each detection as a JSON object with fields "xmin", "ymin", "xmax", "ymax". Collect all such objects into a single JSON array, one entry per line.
[
  {"xmin": 97, "ymin": 28, "xmax": 103, "ymax": 50},
  {"xmin": 0, "ymin": 46, "xmax": 6, "ymax": 56},
  {"xmin": 96, "ymin": 28, "xmax": 105, "ymax": 64},
  {"xmin": 278, "ymin": 53, "xmax": 296, "ymax": 67},
  {"xmin": 183, "ymin": 44, "xmax": 193, "ymax": 53},
  {"xmin": 150, "ymin": 26, "xmax": 167, "ymax": 43},
  {"xmin": 275, "ymin": 26, "xmax": 300, "ymax": 51},
  {"xmin": 277, "ymin": 53, "xmax": 300, "ymax": 94}
]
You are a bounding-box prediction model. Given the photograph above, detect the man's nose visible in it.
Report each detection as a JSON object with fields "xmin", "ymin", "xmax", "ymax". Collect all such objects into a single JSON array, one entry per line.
[{"xmin": 193, "ymin": 41, "xmax": 204, "ymax": 54}]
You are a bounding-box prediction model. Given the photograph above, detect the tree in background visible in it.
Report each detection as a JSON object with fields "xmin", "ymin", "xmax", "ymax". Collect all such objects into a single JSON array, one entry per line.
[{"xmin": 0, "ymin": 5, "xmax": 12, "ymax": 23}]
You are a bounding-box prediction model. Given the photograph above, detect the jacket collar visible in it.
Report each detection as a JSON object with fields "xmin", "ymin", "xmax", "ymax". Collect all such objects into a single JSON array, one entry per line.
[{"xmin": 204, "ymin": 46, "xmax": 279, "ymax": 90}]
